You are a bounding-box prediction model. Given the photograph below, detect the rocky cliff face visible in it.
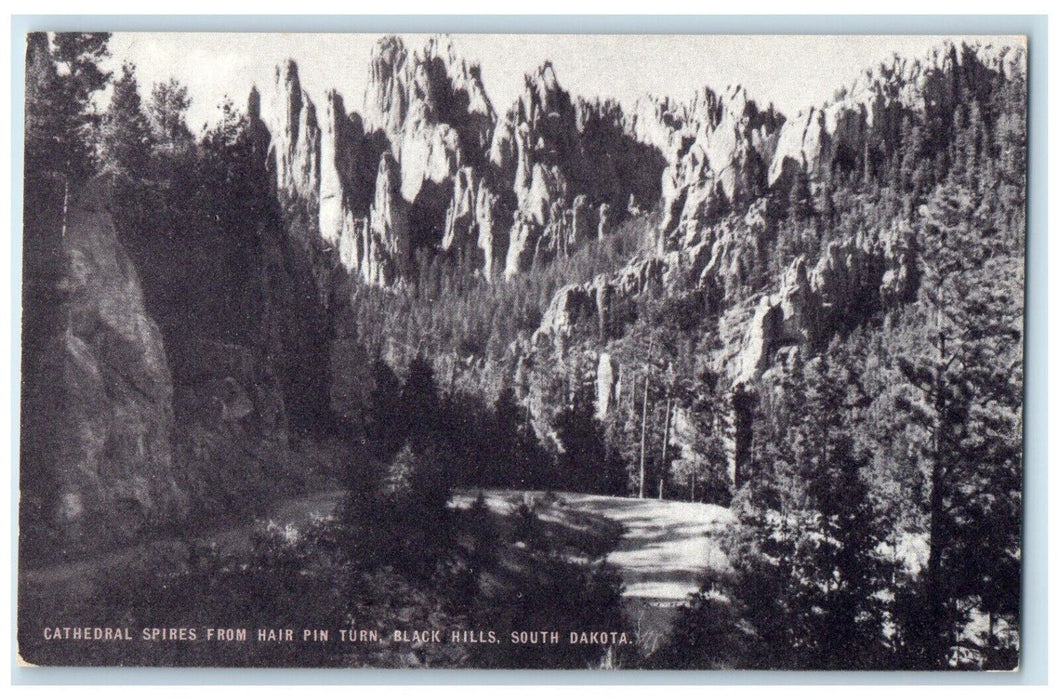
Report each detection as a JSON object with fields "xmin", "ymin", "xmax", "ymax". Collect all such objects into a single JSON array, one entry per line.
[
  {"xmin": 270, "ymin": 60, "xmax": 321, "ymax": 220},
  {"xmin": 22, "ymin": 76, "xmax": 341, "ymax": 559},
  {"xmin": 363, "ymin": 35, "xmax": 494, "ymax": 167},
  {"xmin": 495, "ymin": 62, "xmax": 580, "ymax": 277},
  {"xmin": 109, "ymin": 35, "xmax": 1022, "ymax": 499},
  {"xmin": 319, "ymin": 91, "xmax": 376, "ymax": 248},
  {"xmin": 364, "ymin": 151, "xmax": 411, "ymax": 286},
  {"xmin": 768, "ymin": 41, "xmax": 1026, "ymax": 187},
  {"xmin": 495, "ymin": 69, "xmax": 664, "ymax": 278},
  {"xmin": 658, "ymin": 85, "xmax": 783, "ymax": 246},
  {"xmin": 259, "ymin": 36, "xmax": 669, "ymax": 288},
  {"xmin": 265, "ymin": 36, "xmax": 504, "ymax": 284},
  {"xmin": 624, "ymin": 94, "xmax": 691, "ymax": 158},
  {"xmin": 729, "ymin": 239, "xmax": 890, "ymax": 386},
  {"xmin": 525, "ymin": 40, "xmax": 1024, "ymax": 457},
  {"xmin": 532, "ymin": 254, "xmax": 668, "ymax": 359},
  {"xmin": 360, "ymin": 35, "xmax": 500, "ymax": 276},
  {"xmin": 21, "ymin": 182, "xmax": 187, "ymax": 557},
  {"xmin": 249, "ymin": 37, "xmax": 1025, "ymax": 486}
]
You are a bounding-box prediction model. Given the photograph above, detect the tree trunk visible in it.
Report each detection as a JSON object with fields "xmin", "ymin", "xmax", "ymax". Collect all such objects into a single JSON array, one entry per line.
[
  {"xmin": 924, "ymin": 304, "xmax": 950, "ymax": 667},
  {"xmin": 925, "ymin": 455, "xmax": 948, "ymax": 666},
  {"xmin": 638, "ymin": 372, "xmax": 650, "ymax": 499},
  {"xmin": 658, "ymin": 396, "xmax": 672, "ymax": 501},
  {"xmin": 987, "ymin": 611, "xmax": 996, "ymax": 666},
  {"xmin": 61, "ymin": 175, "xmax": 69, "ymax": 240}
]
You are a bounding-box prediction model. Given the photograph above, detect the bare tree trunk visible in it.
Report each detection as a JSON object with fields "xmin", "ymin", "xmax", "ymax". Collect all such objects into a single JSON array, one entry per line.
[
  {"xmin": 638, "ymin": 372, "xmax": 649, "ymax": 499},
  {"xmin": 924, "ymin": 297, "xmax": 950, "ymax": 667},
  {"xmin": 987, "ymin": 611, "xmax": 996, "ymax": 665},
  {"xmin": 61, "ymin": 174, "xmax": 72, "ymax": 332},
  {"xmin": 658, "ymin": 396, "xmax": 672, "ymax": 500},
  {"xmin": 61, "ymin": 175, "xmax": 69, "ymax": 240},
  {"xmin": 925, "ymin": 449, "xmax": 948, "ymax": 664},
  {"xmin": 638, "ymin": 337, "xmax": 655, "ymax": 500}
]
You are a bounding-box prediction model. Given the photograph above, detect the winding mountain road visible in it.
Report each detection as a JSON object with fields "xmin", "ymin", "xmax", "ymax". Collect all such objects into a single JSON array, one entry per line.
[
  {"xmin": 452, "ymin": 490, "xmax": 735, "ymax": 648},
  {"xmin": 24, "ymin": 489, "xmax": 733, "ymax": 646}
]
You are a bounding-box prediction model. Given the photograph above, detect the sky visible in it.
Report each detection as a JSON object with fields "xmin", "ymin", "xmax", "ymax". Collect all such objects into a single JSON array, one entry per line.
[{"xmin": 103, "ymin": 33, "xmax": 1025, "ymax": 133}]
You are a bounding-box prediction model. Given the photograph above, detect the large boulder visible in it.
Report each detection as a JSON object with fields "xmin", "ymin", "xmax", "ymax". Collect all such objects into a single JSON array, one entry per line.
[
  {"xmin": 735, "ymin": 297, "xmax": 785, "ymax": 385},
  {"xmin": 537, "ymin": 283, "xmax": 597, "ymax": 340},
  {"xmin": 729, "ymin": 235, "xmax": 892, "ymax": 384},
  {"xmin": 532, "ymin": 255, "xmax": 669, "ymax": 348}
]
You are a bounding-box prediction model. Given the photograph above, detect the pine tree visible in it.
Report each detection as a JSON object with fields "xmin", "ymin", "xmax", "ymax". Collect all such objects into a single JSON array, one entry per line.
[
  {"xmin": 24, "ymin": 33, "xmax": 64, "ymax": 182},
  {"xmin": 465, "ymin": 490, "xmax": 499, "ymax": 568},
  {"xmin": 100, "ymin": 62, "xmax": 153, "ymax": 178},
  {"xmin": 649, "ymin": 574, "xmax": 752, "ymax": 669},
  {"xmin": 149, "ymin": 77, "xmax": 193, "ymax": 150},
  {"xmin": 24, "ymin": 32, "xmax": 111, "ymax": 232},
  {"xmin": 491, "ymin": 385, "xmax": 524, "ymax": 486},
  {"xmin": 194, "ymin": 96, "xmax": 267, "ymax": 237},
  {"xmin": 715, "ymin": 349, "xmax": 888, "ymax": 669},
  {"xmin": 366, "ymin": 357, "xmax": 406, "ymax": 459},
  {"xmin": 668, "ymin": 341, "xmax": 730, "ymax": 504},
  {"xmin": 26, "ymin": 33, "xmax": 111, "ymax": 181},
  {"xmin": 893, "ymin": 172, "xmax": 1023, "ymax": 667},
  {"xmin": 99, "ymin": 62, "xmax": 154, "ymax": 231},
  {"xmin": 796, "ymin": 355, "xmax": 885, "ymax": 668},
  {"xmin": 402, "ymin": 353, "xmax": 441, "ymax": 453},
  {"xmin": 788, "ymin": 169, "xmax": 814, "ymax": 223},
  {"xmin": 553, "ymin": 387, "xmax": 624, "ymax": 494}
]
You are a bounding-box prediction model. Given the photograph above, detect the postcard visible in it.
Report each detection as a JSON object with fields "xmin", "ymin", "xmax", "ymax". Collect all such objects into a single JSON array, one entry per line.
[{"xmin": 17, "ymin": 31, "xmax": 1026, "ymax": 670}]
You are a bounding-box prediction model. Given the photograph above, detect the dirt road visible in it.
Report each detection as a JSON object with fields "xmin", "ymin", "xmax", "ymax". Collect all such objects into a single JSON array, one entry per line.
[{"xmin": 24, "ymin": 488, "xmax": 733, "ymax": 648}]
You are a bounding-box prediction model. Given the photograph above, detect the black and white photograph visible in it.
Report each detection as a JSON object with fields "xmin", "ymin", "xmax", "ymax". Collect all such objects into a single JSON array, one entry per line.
[{"xmin": 16, "ymin": 30, "xmax": 1027, "ymax": 671}]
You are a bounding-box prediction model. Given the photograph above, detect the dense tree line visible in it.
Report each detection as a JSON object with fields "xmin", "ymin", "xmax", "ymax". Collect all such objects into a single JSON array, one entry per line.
[
  {"xmin": 363, "ymin": 351, "xmax": 626, "ymax": 495},
  {"xmin": 347, "ymin": 212, "xmax": 654, "ymax": 365}
]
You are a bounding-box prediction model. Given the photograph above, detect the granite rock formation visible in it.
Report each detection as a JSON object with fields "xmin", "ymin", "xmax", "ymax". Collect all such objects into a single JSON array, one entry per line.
[
  {"xmin": 261, "ymin": 37, "xmax": 669, "ymax": 287},
  {"xmin": 22, "ymin": 182, "xmax": 186, "ymax": 555}
]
